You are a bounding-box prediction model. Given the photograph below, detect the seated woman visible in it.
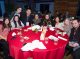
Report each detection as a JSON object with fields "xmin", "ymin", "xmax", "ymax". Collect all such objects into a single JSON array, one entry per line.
[
  {"xmin": 63, "ymin": 18, "xmax": 72, "ymax": 36},
  {"xmin": 41, "ymin": 14, "xmax": 52, "ymax": 26},
  {"xmin": 53, "ymin": 16, "xmax": 64, "ymax": 30},
  {"xmin": 33, "ymin": 14, "xmax": 41, "ymax": 25},
  {"xmin": 0, "ymin": 17, "xmax": 11, "ymax": 59},
  {"xmin": 11, "ymin": 15, "xmax": 24, "ymax": 30},
  {"xmin": 10, "ymin": 6, "xmax": 22, "ymax": 22}
]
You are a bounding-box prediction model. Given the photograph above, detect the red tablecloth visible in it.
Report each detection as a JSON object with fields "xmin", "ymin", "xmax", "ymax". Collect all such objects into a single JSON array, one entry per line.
[{"xmin": 7, "ymin": 26, "xmax": 69, "ymax": 59}]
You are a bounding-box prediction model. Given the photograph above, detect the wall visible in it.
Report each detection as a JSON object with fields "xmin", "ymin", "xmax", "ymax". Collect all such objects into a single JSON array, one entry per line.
[
  {"xmin": 35, "ymin": 2, "xmax": 54, "ymax": 15},
  {"xmin": 0, "ymin": 1, "xmax": 5, "ymax": 16},
  {"xmin": 54, "ymin": 0, "xmax": 78, "ymax": 16}
]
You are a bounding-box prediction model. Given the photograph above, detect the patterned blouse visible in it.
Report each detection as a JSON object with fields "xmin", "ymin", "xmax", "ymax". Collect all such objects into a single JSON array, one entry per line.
[{"xmin": 0, "ymin": 24, "xmax": 10, "ymax": 40}]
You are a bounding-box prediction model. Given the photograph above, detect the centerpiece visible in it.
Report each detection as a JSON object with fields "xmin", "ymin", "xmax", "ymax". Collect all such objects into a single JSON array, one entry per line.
[{"xmin": 31, "ymin": 25, "xmax": 40, "ymax": 33}]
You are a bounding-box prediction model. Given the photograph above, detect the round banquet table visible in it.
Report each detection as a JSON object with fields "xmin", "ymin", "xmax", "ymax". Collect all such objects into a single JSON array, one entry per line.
[{"xmin": 7, "ymin": 26, "xmax": 69, "ymax": 59}]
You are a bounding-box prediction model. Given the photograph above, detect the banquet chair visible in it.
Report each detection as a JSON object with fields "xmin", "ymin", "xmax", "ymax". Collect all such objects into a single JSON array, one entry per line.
[
  {"xmin": 65, "ymin": 45, "xmax": 73, "ymax": 56},
  {"xmin": 0, "ymin": 42, "xmax": 6, "ymax": 59},
  {"xmin": 0, "ymin": 39, "xmax": 10, "ymax": 59}
]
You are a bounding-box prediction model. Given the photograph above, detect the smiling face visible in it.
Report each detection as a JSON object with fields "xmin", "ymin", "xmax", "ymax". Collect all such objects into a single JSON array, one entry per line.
[
  {"xmin": 26, "ymin": 9, "xmax": 31, "ymax": 16},
  {"xmin": 35, "ymin": 14, "xmax": 39, "ymax": 19},
  {"xmin": 64, "ymin": 19, "xmax": 70, "ymax": 25},
  {"xmin": 45, "ymin": 15, "xmax": 49, "ymax": 20},
  {"xmin": 14, "ymin": 16, "xmax": 19, "ymax": 22},
  {"xmin": 55, "ymin": 17, "xmax": 60, "ymax": 23},
  {"xmin": 72, "ymin": 20, "xmax": 79, "ymax": 28},
  {"xmin": 5, "ymin": 18, "xmax": 9, "ymax": 25},
  {"xmin": 17, "ymin": 8, "xmax": 22, "ymax": 13}
]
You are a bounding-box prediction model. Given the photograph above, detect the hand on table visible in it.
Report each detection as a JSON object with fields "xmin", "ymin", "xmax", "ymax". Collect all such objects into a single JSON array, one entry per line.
[
  {"xmin": 72, "ymin": 43, "xmax": 79, "ymax": 47},
  {"xmin": 69, "ymin": 42, "xmax": 79, "ymax": 47}
]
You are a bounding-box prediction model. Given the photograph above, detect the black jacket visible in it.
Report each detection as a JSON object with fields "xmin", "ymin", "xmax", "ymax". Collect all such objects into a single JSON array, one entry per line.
[
  {"xmin": 69, "ymin": 26, "xmax": 80, "ymax": 44},
  {"xmin": 20, "ymin": 13, "xmax": 34, "ymax": 26}
]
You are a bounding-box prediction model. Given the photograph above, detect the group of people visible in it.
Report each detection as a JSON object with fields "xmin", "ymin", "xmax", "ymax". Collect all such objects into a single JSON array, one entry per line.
[{"xmin": 0, "ymin": 6, "xmax": 80, "ymax": 59}]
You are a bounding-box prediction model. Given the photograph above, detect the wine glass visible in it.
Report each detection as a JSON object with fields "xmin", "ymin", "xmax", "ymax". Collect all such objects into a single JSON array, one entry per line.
[
  {"xmin": 20, "ymin": 36, "xmax": 24, "ymax": 42},
  {"xmin": 53, "ymin": 39, "xmax": 58, "ymax": 45},
  {"xmin": 18, "ymin": 30, "xmax": 24, "ymax": 42},
  {"xmin": 45, "ymin": 37, "xmax": 48, "ymax": 44}
]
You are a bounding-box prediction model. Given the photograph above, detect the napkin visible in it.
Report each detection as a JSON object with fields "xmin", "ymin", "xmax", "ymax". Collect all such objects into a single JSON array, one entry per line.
[
  {"xmin": 21, "ymin": 43, "xmax": 33, "ymax": 51},
  {"xmin": 58, "ymin": 36, "xmax": 67, "ymax": 41},
  {"xmin": 24, "ymin": 36, "xmax": 29, "ymax": 40},
  {"xmin": 32, "ymin": 25, "xmax": 40, "ymax": 31},
  {"xmin": 27, "ymin": 27, "xmax": 32, "ymax": 30},
  {"xmin": 48, "ymin": 35, "xmax": 58, "ymax": 41},
  {"xmin": 49, "ymin": 27, "xmax": 55, "ymax": 31},
  {"xmin": 37, "ymin": 42, "xmax": 46, "ymax": 49},
  {"xmin": 12, "ymin": 32, "xmax": 16, "ymax": 36},
  {"xmin": 32, "ymin": 40, "xmax": 46, "ymax": 49},
  {"xmin": 21, "ymin": 40, "xmax": 46, "ymax": 51}
]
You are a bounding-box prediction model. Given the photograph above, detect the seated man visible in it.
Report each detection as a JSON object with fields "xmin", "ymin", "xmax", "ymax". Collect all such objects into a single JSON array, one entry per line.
[
  {"xmin": 69, "ymin": 19, "xmax": 80, "ymax": 59},
  {"xmin": 20, "ymin": 8, "xmax": 34, "ymax": 26}
]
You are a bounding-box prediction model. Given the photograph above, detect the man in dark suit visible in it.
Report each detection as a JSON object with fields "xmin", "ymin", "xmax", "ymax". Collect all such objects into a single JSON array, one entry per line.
[
  {"xmin": 69, "ymin": 19, "xmax": 80, "ymax": 59},
  {"xmin": 20, "ymin": 8, "xmax": 34, "ymax": 26}
]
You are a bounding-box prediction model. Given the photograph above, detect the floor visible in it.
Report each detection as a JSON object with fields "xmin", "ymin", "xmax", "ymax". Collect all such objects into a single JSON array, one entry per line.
[
  {"xmin": 64, "ymin": 54, "xmax": 73, "ymax": 59},
  {"xmin": 0, "ymin": 49, "xmax": 73, "ymax": 59},
  {"xmin": 0, "ymin": 54, "xmax": 73, "ymax": 59}
]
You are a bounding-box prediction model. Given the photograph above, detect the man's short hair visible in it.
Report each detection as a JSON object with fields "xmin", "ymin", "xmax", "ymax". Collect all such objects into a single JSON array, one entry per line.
[{"xmin": 72, "ymin": 19, "xmax": 80, "ymax": 23}]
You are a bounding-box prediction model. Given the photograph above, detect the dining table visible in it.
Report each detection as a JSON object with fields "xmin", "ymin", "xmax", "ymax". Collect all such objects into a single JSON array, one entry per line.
[{"xmin": 7, "ymin": 26, "xmax": 69, "ymax": 59}]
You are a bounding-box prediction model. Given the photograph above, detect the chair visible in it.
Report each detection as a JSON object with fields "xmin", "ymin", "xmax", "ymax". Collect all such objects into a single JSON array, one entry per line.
[
  {"xmin": 65, "ymin": 45, "xmax": 73, "ymax": 56},
  {"xmin": 0, "ymin": 39, "xmax": 10, "ymax": 59}
]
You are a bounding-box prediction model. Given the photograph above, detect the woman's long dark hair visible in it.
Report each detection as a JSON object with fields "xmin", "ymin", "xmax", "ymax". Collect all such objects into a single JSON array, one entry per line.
[
  {"xmin": 52, "ymin": 16, "xmax": 61, "ymax": 26},
  {"xmin": 2, "ymin": 17, "xmax": 11, "ymax": 31},
  {"xmin": 13, "ymin": 15, "xmax": 21, "ymax": 28}
]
